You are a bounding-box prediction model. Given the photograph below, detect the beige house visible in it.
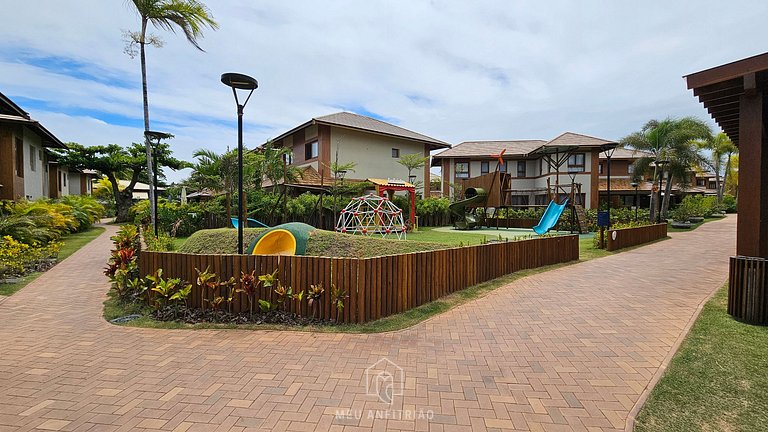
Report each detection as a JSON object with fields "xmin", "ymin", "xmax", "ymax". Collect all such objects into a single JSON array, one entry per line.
[
  {"xmin": 267, "ymin": 112, "xmax": 450, "ymax": 197},
  {"xmin": 433, "ymin": 132, "xmax": 616, "ymax": 209}
]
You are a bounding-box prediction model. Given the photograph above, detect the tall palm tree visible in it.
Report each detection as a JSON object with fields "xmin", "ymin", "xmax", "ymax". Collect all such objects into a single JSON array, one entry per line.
[
  {"xmin": 126, "ymin": 0, "xmax": 218, "ymax": 229},
  {"xmin": 620, "ymin": 117, "xmax": 711, "ymax": 221},
  {"xmin": 694, "ymin": 132, "xmax": 738, "ymax": 202}
]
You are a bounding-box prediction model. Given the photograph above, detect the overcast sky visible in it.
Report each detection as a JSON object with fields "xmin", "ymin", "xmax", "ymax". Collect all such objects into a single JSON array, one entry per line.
[{"xmin": 1, "ymin": 1, "xmax": 765, "ymax": 182}]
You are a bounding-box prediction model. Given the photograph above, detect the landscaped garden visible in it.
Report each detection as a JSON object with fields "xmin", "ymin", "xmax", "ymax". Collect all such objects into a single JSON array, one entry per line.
[{"xmin": 0, "ymin": 196, "xmax": 105, "ymax": 296}]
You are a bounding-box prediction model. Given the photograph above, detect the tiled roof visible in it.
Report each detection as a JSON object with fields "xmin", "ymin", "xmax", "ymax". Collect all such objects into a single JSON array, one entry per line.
[
  {"xmin": 598, "ymin": 179, "xmax": 679, "ymax": 192},
  {"xmin": 599, "ymin": 148, "xmax": 654, "ymax": 159},
  {"xmin": 546, "ymin": 132, "xmax": 617, "ymax": 148},
  {"xmin": 432, "ymin": 140, "xmax": 547, "ymax": 159},
  {"xmin": 270, "ymin": 112, "xmax": 449, "ymax": 149}
]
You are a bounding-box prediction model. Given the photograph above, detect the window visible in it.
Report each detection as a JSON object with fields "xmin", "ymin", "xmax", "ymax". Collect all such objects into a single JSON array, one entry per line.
[
  {"xmin": 598, "ymin": 163, "xmax": 603, "ymax": 175},
  {"xmin": 63, "ymin": 172, "xmax": 67, "ymax": 187},
  {"xmin": 568, "ymin": 153, "xmax": 585, "ymax": 172},
  {"xmin": 304, "ymin": 141, "xmax": 318, "ymax": 160},
  {"xmin": 15, "ymin": 138, "xmax": 24, "ymax": 177},
  {"xmin": 283, "ymin": 152, "xmax": 293, "ymax": 165},
  {"xmin": 517, "ymin": 161, "xmax": 526, "ymax": 177},
  {"xmin": 391, "ymin": 148, "xmax": 400, "ymax": 158},
  {"xmin": 627, "ymin": 164, "xmax": 635, "ymax": 174},
  {"xmin": 511, "ymin": 195, "xmax": 529, "ymax": 206},
  {"xmin": 498, "ymin": 161, "xmax": 506, "ymax": 173},
  {"xmin": 455, "ymin": 161, "xmax": 469, "ymax": 179},
  {"xmin": 58, "ymin": 171, "xmax": 62, "ymax": 191},
  {"xmin": 480, "ymin": 161, "xmax": 489, "ymax": 175},
  {"xmin": 708, "ymin": 181, "xmax": 717, "ymax": 189},
  {"xmin": 697, "ymin": 178, "xmax": 706, "ymax": 187},
  {"xmin": 29, "ymin": 145, "xmax": 37, "ymax": 171}
]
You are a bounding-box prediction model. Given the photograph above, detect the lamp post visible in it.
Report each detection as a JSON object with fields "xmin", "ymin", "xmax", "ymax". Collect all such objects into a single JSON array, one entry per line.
[
  {"xmin": 221, "ymin": 72, "xmax": 258, "ymax": 254},
  {"xmin": 655, "ymin": 159, "xmax": 669, "ymax": 224},
  {"xmin": 601, "ymin": 143, "xmax": 617, "ymax": 228},
  {"xmin": 631, "ymin": 181, "xmax": 639, "ymax": 220},
  {"xmin": 144, "ymin": 131, "xmax": 172, "ymax": 237}
]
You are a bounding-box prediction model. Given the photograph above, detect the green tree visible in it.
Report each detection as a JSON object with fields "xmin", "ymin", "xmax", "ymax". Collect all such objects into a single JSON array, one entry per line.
[
  {"xmin": 124, "ymin": 0, "xmax": 218, "ymax": 230},
  {"xmin": 52, "ymin": 143, "xmax": 187, "ymax": 222},
  {"xmin": 397, "ymin": 153, "xmax": 429, "ymax": 192},
  {"xmin": 620, "ymin": 117, "xmax": 711, "ymax": 220},
  {"xmin": 695, "ymin": 132, "xmax": 738, "ymax": 203},
  {"xmin": 189, "ymin": 148, "xmax": 261, "ymax": 220}
]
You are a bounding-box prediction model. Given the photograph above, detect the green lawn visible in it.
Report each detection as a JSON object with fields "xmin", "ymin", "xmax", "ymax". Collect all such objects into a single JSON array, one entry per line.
[
  {"xmin": 406, "ymin": 227, "xmax": 493, "ymax": 245},
  {"xmin": 0, "ymin": 226, "xmax": 105, "ymax": 297},
  {"xmin": 635, "ymin": 286, "xmax": 768, "ymax": 431},
  {"xmin": 171, "ymin": 236, "xmax": 188, "ymax": 250}
]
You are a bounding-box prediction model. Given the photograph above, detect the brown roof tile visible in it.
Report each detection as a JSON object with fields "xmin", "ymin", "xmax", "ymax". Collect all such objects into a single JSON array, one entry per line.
[
  {"xmin": 433, "ymin": 140, "xmax": 547, "ymax": 159},
  {"xmin": 546, "ymin": 132, "xmax": 617, "ymax": 148},
  {"xmin": 599, "ymin": 148, "xmax": 654, "ymax": 159}
]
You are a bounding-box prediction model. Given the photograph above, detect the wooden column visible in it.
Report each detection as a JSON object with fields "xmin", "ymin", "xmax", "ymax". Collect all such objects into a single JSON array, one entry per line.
[{"xmin": 737, "ymin": 73, "xmax": 768, "ymax": 259}]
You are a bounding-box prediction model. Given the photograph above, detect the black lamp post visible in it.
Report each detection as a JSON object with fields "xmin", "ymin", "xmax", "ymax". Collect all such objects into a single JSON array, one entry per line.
[
  {"xmin": 601, "ymin": 143, "xmax": 618, "ymax": 228},
  {"xmin": 655, "ymin": 159, "xmax": 669, "ymax": 224},
  {"xmin": 221, "ymin": 72, "xmax": 258, "ymax": 254},
  {"xmin": 144, "ymin": 131, "xmax": 172, "ymax": 237},
  {"xmin": 631, "ymin": 181, "xmax": 639, "ymax": 220}
]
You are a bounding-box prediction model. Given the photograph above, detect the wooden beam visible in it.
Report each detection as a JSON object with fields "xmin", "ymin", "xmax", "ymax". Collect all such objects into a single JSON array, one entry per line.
[
  {"xmin": 686, "ymin": 52, "xmax": 768, "ymax": 89},
  {"xmin": 692, "ymin": 78, "xmax": 743, "ymax": 96}
]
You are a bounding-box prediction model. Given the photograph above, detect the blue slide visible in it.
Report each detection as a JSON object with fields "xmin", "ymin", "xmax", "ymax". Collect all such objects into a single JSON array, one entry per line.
[
  {"xmin": 230, "ymin": 217, "xmax": 269, "ymax": 229},
  {"xmin": 532, "ymin": 200, "xmax": 568, "ymax": 235}
]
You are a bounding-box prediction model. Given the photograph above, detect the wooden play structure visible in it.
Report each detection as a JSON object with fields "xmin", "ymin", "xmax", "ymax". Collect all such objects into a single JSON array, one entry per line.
[{"xmin": 453, "ymin": 145, "xmax": 591, "ymax": 234}]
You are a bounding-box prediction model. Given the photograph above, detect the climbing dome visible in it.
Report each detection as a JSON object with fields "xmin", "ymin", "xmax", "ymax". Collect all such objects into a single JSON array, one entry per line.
[{"xmin": 335, "ymin": 193, "xmax": 407, "ymax": 240}]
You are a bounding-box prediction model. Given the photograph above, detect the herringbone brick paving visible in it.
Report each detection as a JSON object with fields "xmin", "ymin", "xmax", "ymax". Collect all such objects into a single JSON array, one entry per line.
[{"xmin": 0, "ymin": 217, "xmax": 735, "ymax": 431}]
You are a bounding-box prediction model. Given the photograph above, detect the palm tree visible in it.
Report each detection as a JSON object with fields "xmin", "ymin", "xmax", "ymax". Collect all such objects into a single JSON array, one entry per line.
[
  {"xmin": 694, "ymin": 132, "xmax": 738, "ymax": 202},
  {"xmin": 620, "ymin": 117, "xmax": 711, "ymax": 221},
  {"xmin": 191, "ymin": 149, "xmax": 236, "ymax": 220},
  {"xmin": 126, "ymin": 0, "xmax": 218, "ymax": 230}
]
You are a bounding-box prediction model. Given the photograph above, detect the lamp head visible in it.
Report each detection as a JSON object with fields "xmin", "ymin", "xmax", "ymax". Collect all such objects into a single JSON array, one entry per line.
[{"xmin": 221, "ymin": 73, "xmax": 258, "ymax": 90}]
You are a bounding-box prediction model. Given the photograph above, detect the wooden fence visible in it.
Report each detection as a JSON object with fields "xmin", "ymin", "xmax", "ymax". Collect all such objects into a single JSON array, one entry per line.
[
  {"xmin": 139, "ymin": 235, "xmax": 578, "ymax": 323},
  {"xmin": 606, "ymin": 223, "xmax": 668, "ymax": 251},
  {"xmin": 729, "ymin": 256, "xmax": 768, "ymax": 325}
]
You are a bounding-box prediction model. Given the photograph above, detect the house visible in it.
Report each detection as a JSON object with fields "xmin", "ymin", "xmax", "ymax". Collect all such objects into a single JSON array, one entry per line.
[
  {"xmin": 266, "ymin": 112, "xmax": 450, "ymax": 198},
  {"xmin": 0, "ymin": 92, "xmax": 97, "ymax": 201},
  {"xmin": 433, "ymin": 132, "xmax": 617, "ymax": 209},
  {"xmin": 0, "ymin": 92, "xmax": 68, "ymax": 200}
]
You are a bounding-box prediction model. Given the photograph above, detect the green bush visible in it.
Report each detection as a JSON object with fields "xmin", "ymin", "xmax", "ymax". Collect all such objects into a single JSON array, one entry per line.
[
  {"xmin": 177, "ymin": 228, "xmax": 266, "ymax": 254},
  {"xmin": 144, "ymin": 232, "xmax": 175, "ymax": 252},
  {"xmin": 130, "ymin": 200, "xmax": 222, "ymax": 237},
  {"xmin": 722, "ymin": 194, "xmax": 737, "ymax": 213},
  {"xmin": 671, "ymin": 195, "xmax": 722, "ymax": 221},
  {"xmin": 60, "ymin": 195, "xmax": 105, "ymax": 232},
  {"xmin": 286, "ymin": 193, "xmax": 320, "ymax": 219}
]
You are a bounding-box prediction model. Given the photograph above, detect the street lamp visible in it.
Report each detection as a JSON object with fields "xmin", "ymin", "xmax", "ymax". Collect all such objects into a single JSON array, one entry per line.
[
  {"xmin": 631, "ymin": 181, "xmax": 639, "ymax": 220},
  {"xmin": 601, "ymin": 143, "xmax": 618, "ymax": 228},
  {"xmin": 144, "ymin": 130, "xmax": 172, "ymax": 237},
  {"xmin": 221, "ymin": 72, "xmax": 258, "ymax": 254},
  {"xmin": 408, "ymin": 174, "xmax": 417, "ymax": 185},
  {"xmin": 654, "ymin": 159, "xmax": 669, "ymax": 224}
]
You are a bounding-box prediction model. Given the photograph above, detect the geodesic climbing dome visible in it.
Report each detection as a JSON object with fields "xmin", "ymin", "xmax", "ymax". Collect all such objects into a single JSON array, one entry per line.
[{"xmin": 335, "ymin": 193, "xmax": 407, "ymax": 240}]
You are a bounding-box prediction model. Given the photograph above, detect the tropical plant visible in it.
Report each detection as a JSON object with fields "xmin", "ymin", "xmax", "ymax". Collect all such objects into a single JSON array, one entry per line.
[
  {"xmin": 190, "ymin": 148, "xmax": 237, "ymax": 220},
  {"xmin": 620, "ymin": 117, "xmax": 711, "ymax": 220},
  {"xmin": 258, "ymin": 299, "xmax": 275, "ymax": 313},
  {"xmin": 694, "ymin": 132, "xmax": 738, "ymax": 203},
  {"xmin": 307, "ymin": 283, "xmax": 325, "ymax": 319},
  {"xmin": 331, "ymin": 284, "xmax": 348, "ymax": 315},
  {"xmin": 397, "ymin": 152, "xmax": 429, "ymax": 191},
  {"xmin": 273, "ymin": 284, "xmax": 293, "ymax": 311},
  {"xmin": 237, "ymin": 270, "xmax": 260, "ymax": 317},
  {"xmin": 147, "ymin": 268, "xmax": 184, "ymax": 310},
  {"xmin": 51, "ymin": 143, "xmax": 187, "ymax": 222}
]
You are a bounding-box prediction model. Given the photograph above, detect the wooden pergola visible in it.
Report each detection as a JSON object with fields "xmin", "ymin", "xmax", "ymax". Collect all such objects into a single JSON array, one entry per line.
[{"xmin": 685, "ymin": 52, "xmax": 768, "ymax": 324}]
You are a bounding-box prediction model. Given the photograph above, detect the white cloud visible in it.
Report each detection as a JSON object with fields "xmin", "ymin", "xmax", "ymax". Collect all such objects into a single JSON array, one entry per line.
[{"xmin": 1, "ymin": 0, "xmax": 767, "ymax": 183}]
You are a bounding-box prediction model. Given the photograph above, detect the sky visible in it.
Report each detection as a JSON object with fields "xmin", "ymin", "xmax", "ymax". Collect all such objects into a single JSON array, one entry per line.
[{"xmin": 1, "ymin": 1, "xmax": 766, "ymax": 183}]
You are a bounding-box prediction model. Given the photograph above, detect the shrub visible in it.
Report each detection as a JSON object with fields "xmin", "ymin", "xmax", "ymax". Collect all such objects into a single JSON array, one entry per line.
[
  {"xmin": 0, "ymin": 236, "xmax": 61, "ymax": 279},
  {"xmin": 130, "ymin": 200, "xmax": 222, "ymax": 237},
  {"xmin": 672, "ymin": 195, "xmax": 721, "ymax": 221},
  {"xmin": 59, "ymin": 195, "xmax": 105, "ymax": 232},
  {"xmin": 722, "ymin": 194, "xmax": 737, "ymax": 213},
  {"xmin": 144, "ymin": 232, "xmax": 175, "ymax": 252},
  {"xmin": 286, "ymin": 193, "xmax": 320, "ymax": 219}
]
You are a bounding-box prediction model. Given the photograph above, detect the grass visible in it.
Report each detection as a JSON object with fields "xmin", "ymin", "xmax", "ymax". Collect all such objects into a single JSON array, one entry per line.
[
  {"xmin": 406, "ymin": 227, "xmax": 493, "ymax": 245},
  {"xmin": 0, "ymin": 226, "xmax": 105, "ymax": 297},
  {"xmin": 171, "ymin": 236, "xmax": 188, "ymax": 250},
  {"xmin": 107, "ymin": 231, "xmax": 613, "ymax": 333},
  {"xmin": 635, "ymin": 286, "xmax": 768, "ymax": 431}
]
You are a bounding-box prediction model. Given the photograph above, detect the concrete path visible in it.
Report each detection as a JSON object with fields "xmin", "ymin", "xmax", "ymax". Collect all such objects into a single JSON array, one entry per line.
[{"xmin": 0, "ymin": 217, "xmax": 735, "ymax": 432}]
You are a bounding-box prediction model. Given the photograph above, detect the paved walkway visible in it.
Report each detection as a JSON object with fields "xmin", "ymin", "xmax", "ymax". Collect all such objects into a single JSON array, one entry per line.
[{"xmin": 0, "ymin": 217, "xmax": 735, "ymax": 432}]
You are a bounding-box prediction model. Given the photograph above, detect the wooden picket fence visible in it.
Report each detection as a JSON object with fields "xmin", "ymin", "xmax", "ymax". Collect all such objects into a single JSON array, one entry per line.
[
  {"xmin": 606, "ymin": 223, "xmax": 668, "ymax": 251},
  {"xmin": 139, "ymin": 235, "xmax": 578, "ymax": 323}
]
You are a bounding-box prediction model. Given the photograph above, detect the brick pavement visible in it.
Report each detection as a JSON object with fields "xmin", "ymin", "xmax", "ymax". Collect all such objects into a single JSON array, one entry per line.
[{"xmin": 0, "ymin": 217, "xmax": 735, "ymax": 431}]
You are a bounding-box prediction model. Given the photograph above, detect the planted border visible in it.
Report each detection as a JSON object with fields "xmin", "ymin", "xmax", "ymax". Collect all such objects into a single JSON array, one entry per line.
[
  {"xmin": 139, "ymin": 235, "xmax": 579, "ymax": 324},
  {"xmin": 606, "ymin": 223, "xmax": 668, "ymax": 251}
]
